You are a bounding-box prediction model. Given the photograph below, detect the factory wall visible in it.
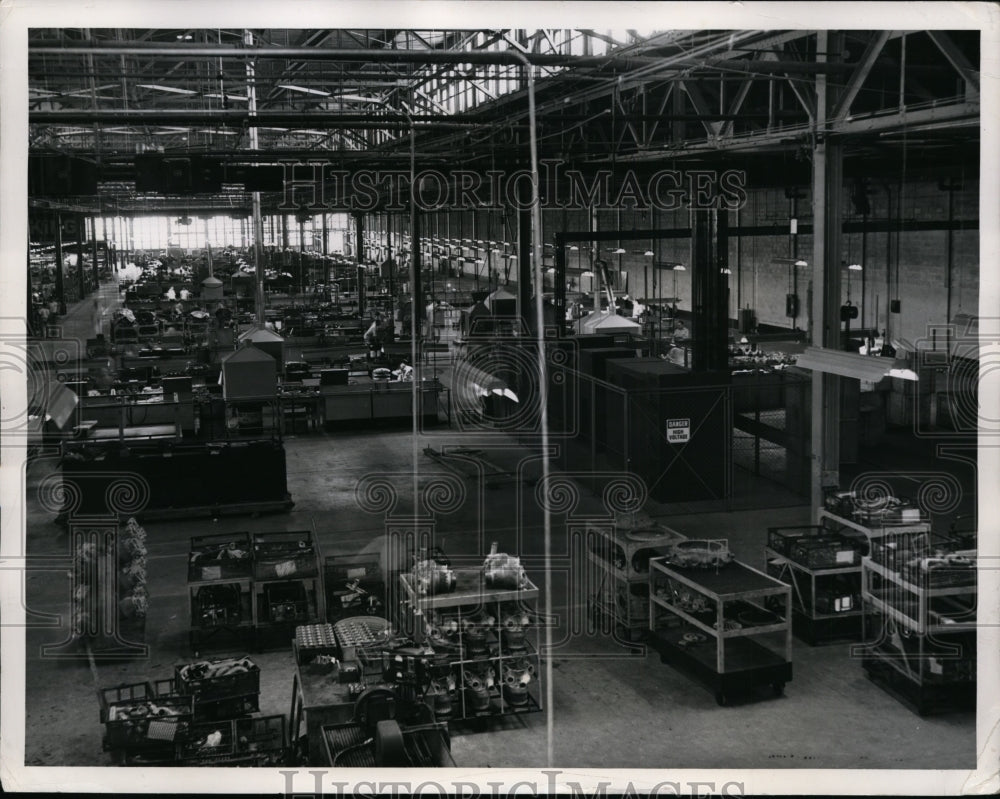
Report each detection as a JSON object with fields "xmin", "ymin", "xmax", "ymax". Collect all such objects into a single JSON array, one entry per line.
[{"xmin": 366, "ymin": 174, "xmax": 978, "ymax": 347}]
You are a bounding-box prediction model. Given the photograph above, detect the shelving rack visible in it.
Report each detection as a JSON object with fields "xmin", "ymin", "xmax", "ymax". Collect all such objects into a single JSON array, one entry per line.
[
  {"xmin": 820, "ymin": 503, "xmax": 978, "ymax": 714},
  {"xmin": 583, "ymin": 519, "xmax": 686, "ymax": 642},
  {"xmin": 187, "ymin": 532, "xmax": 253, "ymax": 655},
  {"xmin": 648, "ymin": 556, "xmax": 792, "ymax": 706},
  {"xmin": 764, "ymin": 523, "xmax": 865, "ymax": 645},
  {"xmin": 398, "ymin": 568, "xmax": 542, "ymax": 722},
  {"xmin": 859, "ymin": 555, "xmax": 976, "ymax": 715},
  {"xmin": 252, "ymin": 530, "xmax": 324, "ymax": 648},
  {"xmin": 765, "ymin": 548, "xmax": 862, "ymax": 645}
]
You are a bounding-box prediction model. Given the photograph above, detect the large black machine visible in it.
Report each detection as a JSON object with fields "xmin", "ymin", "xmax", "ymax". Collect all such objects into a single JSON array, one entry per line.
[{"xmin": 326, "ymin": 638, "xmax": 456, "ymax": 767}]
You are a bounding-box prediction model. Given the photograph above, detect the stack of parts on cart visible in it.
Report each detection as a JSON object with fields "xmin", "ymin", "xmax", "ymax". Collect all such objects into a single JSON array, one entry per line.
[{"xmin": 98, "ymin": 655, "xmax": 282, "ymax": 766}]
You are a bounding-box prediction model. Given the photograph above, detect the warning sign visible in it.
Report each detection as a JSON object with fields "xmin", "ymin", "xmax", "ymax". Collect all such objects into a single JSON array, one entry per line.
[{"xmin": 666, "ymin": 418, "xmax": 690, "ymax": 443}]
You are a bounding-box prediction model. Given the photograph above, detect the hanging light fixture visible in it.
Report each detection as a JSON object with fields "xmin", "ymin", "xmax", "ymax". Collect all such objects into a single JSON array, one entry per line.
[
  {"xmin": 671, "ymin": 263, "xmax": 686, "ymax": 301},
  {"xmin": 846, "ymin": 263, "xmax": 863, "ymax": 303}
]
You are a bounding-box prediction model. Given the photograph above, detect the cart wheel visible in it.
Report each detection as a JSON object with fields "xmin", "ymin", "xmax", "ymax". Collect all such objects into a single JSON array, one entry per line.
[
  {"xmin": 715, "ymin": 691, "xmax": 728, "ymax": 707},
  {"xmin": 771, "ymin": 682, "xmax": 785, "ymax": 697}
]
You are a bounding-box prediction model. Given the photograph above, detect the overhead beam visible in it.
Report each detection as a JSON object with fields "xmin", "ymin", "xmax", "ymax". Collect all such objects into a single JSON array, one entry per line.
[
  {"xmin": 32, "ymin": 43, "xmax": 663, "ymax": 69},
  {"xmin": 927, "ymin": 30, "xmax": 980, "ymax": 93},
  {"xmin": 678, "ymin": 80, "xmax": 722, "ymax": 139},
  {"xmin": 831, "ymin": 30, "xmax": 893, "ymax": 120},
  {"xmin": 31, "ymin": 43, "xmax": 860, "ymax": 75},
  {"xmin": 645, "ymin": 81, "xmax": 675, "ymax": 144},
  {"xmin": 719, "ymin": 65, "xmax": 757, "ymax": 138},
  {"xmin": 760, "ymin": 50, "xmax": 814, "ymax": 120},
  {"xmin": 30, "ymin": 110, "xmax": 487, "ymax": 128}
]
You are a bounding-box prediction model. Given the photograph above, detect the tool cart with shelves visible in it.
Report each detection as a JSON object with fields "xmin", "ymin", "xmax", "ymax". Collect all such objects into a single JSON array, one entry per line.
[
  {"xmin": 647, "ymin": 556, "xmax": 792, "ymax": 706},
  {"xmin": 252, "ymin": 530, "xmax": 324, "ymax": 648},
  {"xmin": 584, "ymin": 519, "xmax": 687, "ymax": 642},
  {"xmin": 398, "ymin": 568, "xmax": 543, "ymax": 721},
  {"xmin": 764, "ymin": 524, "xmax": 866, "ymax": 645},
  {"xmin": 859, "ymin": 548, "xmax": 977, "ymax": 715},
  {"xmin": 187, "ymin": 532, "xmax": 254, "ymax": 655}
]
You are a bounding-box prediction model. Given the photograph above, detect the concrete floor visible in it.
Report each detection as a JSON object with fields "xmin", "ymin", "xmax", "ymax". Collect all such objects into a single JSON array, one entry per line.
[{"xmin": 20, "ymin": 280, "xmax": 977, "ymax": 769}]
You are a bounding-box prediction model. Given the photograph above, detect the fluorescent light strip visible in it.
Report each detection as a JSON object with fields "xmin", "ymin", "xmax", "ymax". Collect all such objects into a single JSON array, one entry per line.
[
  {"xmin": 137, "ymin": 84, "xmax": 198, "ymax": 95},
  {"xmin": 204, "ymin": 93, "xmax": 250, "ymax": 101},
  {"xmin": 278, "ymin": 84, "xmax": 331, "ymax": 97},
  {"xmin": 64, "ymin": 84, "xmax": 119, "ymax": 97}
]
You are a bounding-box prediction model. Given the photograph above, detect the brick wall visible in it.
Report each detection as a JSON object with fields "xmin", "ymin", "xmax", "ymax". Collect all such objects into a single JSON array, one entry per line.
[{"xmin": 373, "ymin": 174, "xmax": 979, "ymax": 345}]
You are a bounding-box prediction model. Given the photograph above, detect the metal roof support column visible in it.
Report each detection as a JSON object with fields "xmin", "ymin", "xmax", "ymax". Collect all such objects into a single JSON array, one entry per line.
[
  {"xmin": 690, "ymin": 208, "xmax": 728, "ymax": 372},
  {"xmin": 554, "ymin": 235, "xmax": 566, "ymax": 337},
  {"xmin": 517, "ymin": 190, "xmax": 532, "ymax": 328},
  {"xmin": 244, "ymin": 29, "xmax": 266, "ymax": 328},
  {"xmin": 54, "ymin": 214, "xmax": 65, "ymax": 314},
  {"xmin": 91, "ymin": 217, "xmax": 100, "ymax": 289},
  {"xmin": 76, "ymin": 214, "xmax": 85, "ymax": 301},
  {"xmin": 354, "ymin": 212, "xmax": 366, "ymax": 319},
  {"xmin": 810, "ymin": 31, "xmax": 844, "ymax": 518}
]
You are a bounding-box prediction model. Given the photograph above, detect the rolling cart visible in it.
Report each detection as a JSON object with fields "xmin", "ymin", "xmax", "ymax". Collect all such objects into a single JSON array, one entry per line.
[{"xmin": 648, "ymin": 555, "xmax": 792, "ymax": 705}]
